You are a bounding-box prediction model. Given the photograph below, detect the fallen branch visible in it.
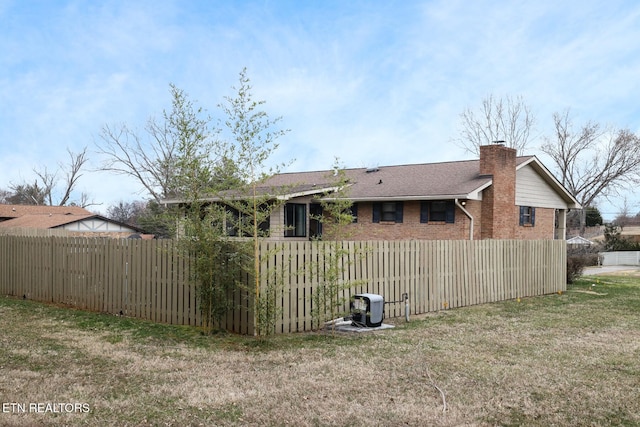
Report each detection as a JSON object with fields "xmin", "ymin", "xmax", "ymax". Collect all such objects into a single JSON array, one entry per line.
[
  {"xmin": 569, "ymin": 290, "xmax": 608, "ymax": 296},
  {"xmin": 425, "ymin": 367, "xmax": 447, "ymax": 413}
]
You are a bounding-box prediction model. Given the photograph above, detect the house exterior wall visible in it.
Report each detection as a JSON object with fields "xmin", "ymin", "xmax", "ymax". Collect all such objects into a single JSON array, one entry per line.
[
  {"xmin": 344, "ymin": 201, "xmax": 473, "ymax": 241},
  {"xmin": 267, "ymin": 195, "xmax": 316, "ymax": 241},
  {"xmin": 516, "ymin": 165, "xmax": 567, "ymax": 208},
  {"xmin": 270, "ymin": 198, "xmax": 557, "ymax": 241},
  {"xmin": 513, "ymin": 206, "xmax": 556, "ymax": 240},
  {"xmin": 268, "ymin": 203, "xmax": 285, "ymax": 239},
  {"xmin": 272, "ymin": 200, "xmax": 483, "ymax": 241},
  {"xmin": 60, "ymin": 218, "xmax": 138, "ymax": 233}
]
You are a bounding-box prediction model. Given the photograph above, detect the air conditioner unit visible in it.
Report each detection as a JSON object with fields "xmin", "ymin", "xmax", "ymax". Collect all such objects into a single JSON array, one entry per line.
[{"xmin": 350, "ymin": 293, "xmax": 384, "ymax": 327}]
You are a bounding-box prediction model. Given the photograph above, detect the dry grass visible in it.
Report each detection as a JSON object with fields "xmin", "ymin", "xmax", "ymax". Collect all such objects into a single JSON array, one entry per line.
[{"xmin": 1, "ymin": 273, "xmax": 640, "ymax": 426}]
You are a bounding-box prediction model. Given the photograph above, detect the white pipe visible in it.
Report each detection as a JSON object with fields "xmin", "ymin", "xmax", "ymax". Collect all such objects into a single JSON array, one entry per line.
[
  {"xmin": 455, "ymin": 198, "xmax": 474, "ymax": 240},
  {"xmin": 405, "ymin": 298, "xmax": 410, "ymax": 322}
]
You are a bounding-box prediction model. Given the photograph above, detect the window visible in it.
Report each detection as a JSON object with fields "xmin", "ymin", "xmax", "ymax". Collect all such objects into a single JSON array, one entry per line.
[
  {"xmin": 372, "ymin": 202, "xmax": 403, "ymax": 226},
  {"xmin": 225, "ymin": 206, "xmax": 270, "ymax": 237},
  {"xmin": 382, "ymin": 202, "xmax": 396, "ymax": 222},
  {"xmin": 420, "ymin": 201, "xmax": 455, "ymax": 223},
  {"xmin": 284, "ymin": 203, "xmax": 306, "ymax": 237},
  {"xmin": 226, "ymin": 207, "xmax": 241, "ymax": 236},
  {"xmin": 519, "ymin": 206, "xmax": 536, "ymax": 226},
  {"xmin": 350, "ymin": 203, "xmax": 358, "ymax": 223},
  {"xmin": 372, "ymin": 202, "xmax": 403, "ymax": 223},
  {"xmin": 309, "ymin": 203, "xmax": 323, "ymax": 239}
]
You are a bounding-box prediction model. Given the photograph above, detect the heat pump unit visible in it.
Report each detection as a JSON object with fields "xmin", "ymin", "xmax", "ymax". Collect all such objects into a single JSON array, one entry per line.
[{"xmin": 350, "ymin": 293, "xmax": 384, "ymax": 327}]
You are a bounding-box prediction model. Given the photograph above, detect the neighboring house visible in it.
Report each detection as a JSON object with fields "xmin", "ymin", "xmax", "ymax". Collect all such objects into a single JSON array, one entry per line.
[
  {"xmin": 0, "ymin": 204, "xmax": 145, "ymax": 238},
  {"xmin": 164, "ymin": 144, "xmax": 581, "ymax": 241},
  {"xmin": 567, "ymin": 236, "xmax": 594, "ymax": 247}
]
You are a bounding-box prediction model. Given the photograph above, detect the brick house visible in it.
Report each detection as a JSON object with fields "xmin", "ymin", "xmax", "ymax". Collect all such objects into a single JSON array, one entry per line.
[{"xmin": 256, "ymin": 144, "xmax": 580, "ymax": 241}]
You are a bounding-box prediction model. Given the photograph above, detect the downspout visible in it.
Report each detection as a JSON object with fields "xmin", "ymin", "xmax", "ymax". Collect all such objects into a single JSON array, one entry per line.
[{"xmin": 455, "ymin": 199, "xmax": 474, "ymax": 240}]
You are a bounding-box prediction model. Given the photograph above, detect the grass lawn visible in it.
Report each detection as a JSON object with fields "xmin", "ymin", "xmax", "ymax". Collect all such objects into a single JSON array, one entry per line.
[{"xmin": 1, "ymin": 272, "xmax": 639, "ymax": 426}]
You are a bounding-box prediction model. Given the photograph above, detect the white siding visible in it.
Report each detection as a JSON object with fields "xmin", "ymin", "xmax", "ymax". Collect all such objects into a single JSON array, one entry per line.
[
  {"xmin": 60, "ymin": 218, "xmax": 137, "ymax": 233},
  {"xmin": 515, "ymin": 165, "xmax": 566, "ymax": 209},
  {"xmin": 268, "ymin": 205, "xmax": 286, "ymax": 240}
]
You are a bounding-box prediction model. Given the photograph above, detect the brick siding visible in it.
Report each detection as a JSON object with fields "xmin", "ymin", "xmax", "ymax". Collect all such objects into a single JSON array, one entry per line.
[
  {"xmin": 322, "ymin": 201, "xmax": 476, "ymax": 241},
  {"xmin": 479, "ymin": 144, "xmax": 517, "ymax": 239},
  {"xmin": 513, "ymin": 207, "xmax": 556, "ymax": 240}
]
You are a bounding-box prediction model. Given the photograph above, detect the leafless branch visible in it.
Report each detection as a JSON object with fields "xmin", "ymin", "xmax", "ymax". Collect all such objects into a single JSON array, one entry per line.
[
  {"xmin": 455, "ymin": 94, "xmax": 535, "ymax": 156},
  {"xmin": 58, "ymin": 147, "xmax": 89, "ymax": 206},
  {"xmin": 541, "ymin": 110, "xmax": 640, "ymax": 232},
  {"xmin": 425, "ymin": 367, "xmax": 447, "ymax": 413}
]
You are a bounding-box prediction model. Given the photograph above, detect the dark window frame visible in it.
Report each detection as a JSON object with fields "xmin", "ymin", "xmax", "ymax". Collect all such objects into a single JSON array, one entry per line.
[
  {"xmin": 420, "ymin": 201, "xmax": 455, "ymax": 224},
  {"xmin": 309, "ymin": 203, "xmax": 323, "ymax": 239},
  {"xmin": 372, "ymin": 201, "xmax": 403, "ymax": 223},
  {"xmin": 284, "ymin": 203, "xmax": 307, "ymax": 237},
  {"xmin": 350, "ymin": 202, "xmax": 358, "ymax": 223},
  {"xmin": 519, "ymin": 206, "xmax": 536, "ymax": 226}
]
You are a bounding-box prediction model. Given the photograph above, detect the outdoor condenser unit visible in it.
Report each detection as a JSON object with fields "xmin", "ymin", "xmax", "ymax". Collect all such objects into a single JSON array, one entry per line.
[{"xmin": 350, "ymin": 293, "xmax": 384, "ymax": 327}]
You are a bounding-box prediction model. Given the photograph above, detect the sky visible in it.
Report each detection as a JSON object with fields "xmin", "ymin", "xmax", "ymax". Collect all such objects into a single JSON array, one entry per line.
[{"xmin": 1, "ymin": 0, "xmax": 640, "ymax": 219}]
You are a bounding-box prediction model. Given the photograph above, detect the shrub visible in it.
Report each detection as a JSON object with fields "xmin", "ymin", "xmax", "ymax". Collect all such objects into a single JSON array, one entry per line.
[
  {"xmin": 566, "ymin": 244, "xmax": 601, "ymax": 283},
  {"xmin": 567, "ymin": 256, "xmax": 586, "ymax": 284}
]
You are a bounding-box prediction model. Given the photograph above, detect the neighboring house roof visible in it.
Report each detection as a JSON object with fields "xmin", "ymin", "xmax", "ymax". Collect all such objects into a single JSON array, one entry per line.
[
  {"xmin": 0, "ymin": 204, "xmax": 91, "ymax": 220},
  {"xmin": 0, "ymin": 204, "xmax": 143, "ymax": 233},
  {"xmin": 0, "ymin": 213, "xmax": 94, "ymax": 229},
  {"xmin": 567, "ymin": 236, "xmax": 593, "ymax": 245}
]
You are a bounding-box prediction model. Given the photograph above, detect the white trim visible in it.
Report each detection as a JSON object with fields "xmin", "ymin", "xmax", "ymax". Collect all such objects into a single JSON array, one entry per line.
[
  {"xmin": 455, "ymin": 198, "xmax": 474, "ymax": 240},
  {"xmin": 321, "ymin": 193, "xmax": 484, "ymax": 202}
]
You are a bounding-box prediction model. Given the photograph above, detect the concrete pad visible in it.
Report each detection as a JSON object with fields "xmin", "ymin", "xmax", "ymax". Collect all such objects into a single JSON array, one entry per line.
[{"xmin": 326, "ymin": 322, "xmax": 395, "ymax": 333}]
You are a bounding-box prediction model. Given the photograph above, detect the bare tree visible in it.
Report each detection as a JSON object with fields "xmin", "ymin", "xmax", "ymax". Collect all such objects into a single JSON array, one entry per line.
[
  {"xmin": 7, "ymin": 147, "xmax": 92, "ymax": 207},
  {"xmin": 541, "ymin": 110, "xmax": 640, "ymax": 233},
  {"xmin": 30, "ymin": 147, "xmax": 90, "ymax": 206},
  {"xmin": 106, "ymin": 200, "xmax": 147, "ymax": 225},
  {"xmin": 455, "ymin": 94, "xmax": 535, "ymax": 155},
  {"xmin": 95, "ymin": 84, "xmax": 221, "ymax": 204},
  {"xmin": 32, "ymin": 166, "xmax": 57, "ymax": 206},
  {"xmin": 58, "ymin": 147, "xmax": 89, "ymax": 206},
  {"xmin": 97, "ymin": 122, "xmax": 177, "ymax": 204},
  {"xmin": 7, "ymin": 181, "xmax": 47, "ymax": 205},
  {"xmin": 0, "ymin": 189, "xmax": 11, "ymax": 204},
  {"xmin": 613, "ymin": 197, "xmax": 632, "ymax": 230}
]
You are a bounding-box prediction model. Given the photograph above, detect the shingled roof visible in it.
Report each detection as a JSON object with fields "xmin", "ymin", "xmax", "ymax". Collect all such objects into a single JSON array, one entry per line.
[
  {"xmin": 0, "ymin": 204, "xmax": 91, "ymax": 220},
  {"xmin": 0, "ymin": 213, "xmax": 95, "ymax": 229},
  {"xmin": 162, "ymin": 154, "xmax": 580, "ymax": 208},
  {"xmin": 261, "ymin": 157, "xmax": 535, "ymax": 201},
  {"xmin": 0, "ymin": 204, "xmax": 143, "ymax": 233}
]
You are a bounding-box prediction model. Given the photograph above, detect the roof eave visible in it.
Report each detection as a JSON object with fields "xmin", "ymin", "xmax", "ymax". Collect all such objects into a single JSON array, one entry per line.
[
  {"xmin": 321, "ymin": 192, "xmax": 485, "ymax": 203},
  {"xmin": 162, "ymin": 185, "xmax": 343, "ymax": 205}
]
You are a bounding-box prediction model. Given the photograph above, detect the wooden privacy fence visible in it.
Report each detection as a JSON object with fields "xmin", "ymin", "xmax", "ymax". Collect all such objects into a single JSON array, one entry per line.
[
  {"xmin": 0, "ymin": 236, "xmax": 253, "ymax": 333},
  {"xmin": 0, "ymin": 236, "xmax": 566, "ymax": 335},
  {"xmin": 263, "ymin": 239, "xmax": 566, "ymax": 333}
]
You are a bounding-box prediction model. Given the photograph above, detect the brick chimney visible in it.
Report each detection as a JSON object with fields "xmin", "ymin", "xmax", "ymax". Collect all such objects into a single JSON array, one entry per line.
[{"xmin": 479, "ymin": 143, "xmax": 517, "ymax": 239}]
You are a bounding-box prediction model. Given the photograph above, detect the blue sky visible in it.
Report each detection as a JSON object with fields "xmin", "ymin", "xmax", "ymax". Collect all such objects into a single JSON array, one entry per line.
[{"xmin": 1, "ymin": 0, "xmax": 640, "ymax": 218}]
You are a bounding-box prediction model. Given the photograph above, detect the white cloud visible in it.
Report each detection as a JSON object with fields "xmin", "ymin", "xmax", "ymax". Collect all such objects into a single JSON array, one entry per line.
[{"xmin": 2, "ymin": 0, "xmax": 640, "ymax": 217}]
